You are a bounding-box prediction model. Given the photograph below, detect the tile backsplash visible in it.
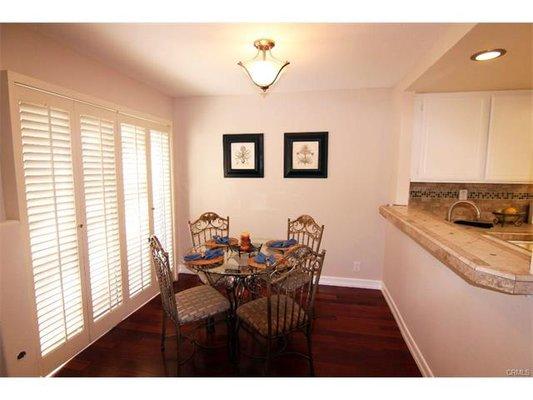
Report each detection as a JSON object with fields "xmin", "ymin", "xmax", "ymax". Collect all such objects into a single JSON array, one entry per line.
[{"xmin": 409, "ymin": 182, "xmax": 533, "ymax": 221}]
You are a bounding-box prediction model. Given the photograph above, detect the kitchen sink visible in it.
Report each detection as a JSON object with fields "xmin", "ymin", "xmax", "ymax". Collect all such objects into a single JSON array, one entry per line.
[
  {"xmin": 484, "ymin": 232, "xmax": 533, "ymax": 253},
  {"xmin": 453, "ymin": 219, "xmax": 494, "ymax": 228},
  {"xmin": 507, "ymin": 241, "xmax": 533, "ymax": 252}
]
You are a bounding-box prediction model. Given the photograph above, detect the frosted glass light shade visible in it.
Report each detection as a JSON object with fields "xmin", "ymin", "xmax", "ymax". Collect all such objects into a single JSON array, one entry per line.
[{"xmin": 238, "ymin": 39, "xmax": 290, "ymax": 92}]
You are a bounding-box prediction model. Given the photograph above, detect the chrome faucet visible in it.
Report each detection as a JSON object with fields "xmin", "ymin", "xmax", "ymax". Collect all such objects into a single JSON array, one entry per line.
[{"xmin": 447, "ymin": 200, "xmax": 481, "ymax": 222}]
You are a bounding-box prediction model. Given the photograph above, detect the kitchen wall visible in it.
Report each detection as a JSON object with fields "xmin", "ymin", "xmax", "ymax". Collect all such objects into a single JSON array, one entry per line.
[
  {"xmin": 174, "ymin": 89, "xmax": 395, "ymax": 281},
  {"xmin": 0, "ymin": 23, "xmax": 6, "ymax": 376},
  {"xmin": 382, "ymin": 222, "xmax": 533, "ymax": 376},
  {"xmin": 409, "ymin": 182, "xmax": 533, "ymax": 221}
]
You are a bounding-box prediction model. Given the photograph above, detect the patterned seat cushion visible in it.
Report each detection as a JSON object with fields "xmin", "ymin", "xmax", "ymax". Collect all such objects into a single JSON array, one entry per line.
[
  {"xmin": 175, "ymin": 285, "xmax": 230, "ymax": 324},
  {"xmin": 237, "ymin": 295, "xmax": 307, "ymax": 337}
]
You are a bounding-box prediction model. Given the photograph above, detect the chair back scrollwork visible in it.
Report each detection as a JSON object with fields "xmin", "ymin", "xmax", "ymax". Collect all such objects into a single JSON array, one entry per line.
[
  {"xmin": 265, "ymin": 245, "xmax": 326, "ymax": 338},
  {"xmin": 287, "ymin": 215, "xmax": 324, "ymax": 252},
  {"xmin": 149, "ymin": 235, "xmax": 178, "ymax": 325},
  {"xmin": 188, "ymin": 212, "xmax": 230, "ymax": 247}
]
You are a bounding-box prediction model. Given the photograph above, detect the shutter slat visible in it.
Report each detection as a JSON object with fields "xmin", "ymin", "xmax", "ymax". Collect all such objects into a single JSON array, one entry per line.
[
  {"xmin": 150, "ymin": 130, "xmax": 173, "ymax": 268},
  {"xmin": 81, "ymin": 115, "xmax": 123, "ymax": 321},
  {"xmin": 19, "ymin": 101, "xmax": 84, "ymax": 357},
  {"xmin": 121, "ymin": 123, "xmax": 151, "ymax": 297}
]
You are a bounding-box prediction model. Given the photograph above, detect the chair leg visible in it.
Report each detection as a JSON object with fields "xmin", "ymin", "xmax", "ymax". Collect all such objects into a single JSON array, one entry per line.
[
  {"xmin": 161, "ymin": 311, "xmax": 167, "ymax": 352},
  {"xmin": 206, "ymin": 316, "xmax": 215, "ymax": 335},
  {"xmin": 226, "ymin": 314, "xmax": 235, "ymax": 364},
  {"xmin": 306, "ymin": 326, "xmax": 315, "ymax": 376},
  {"xmin": 175, "ymin": 324, "xmax": 181, "ymax": 377},
  {"xmin": 264, "ymin": 338, "xmax": 271, "ymax": 376}
]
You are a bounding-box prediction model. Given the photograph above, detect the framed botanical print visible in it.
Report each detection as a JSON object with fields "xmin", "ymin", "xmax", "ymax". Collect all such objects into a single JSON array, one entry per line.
[
  {"xmin": 284, "ymin": 132, "xmax": 328, "ymax": 178},
  {"xmin": 223, "ymin": 134, "xmax": 264, "ymax": 178}
]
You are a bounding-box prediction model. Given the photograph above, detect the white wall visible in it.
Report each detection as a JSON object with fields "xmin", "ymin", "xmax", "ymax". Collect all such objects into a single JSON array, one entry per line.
[
  {"xmin": 389, "ymin": 89, "xmax": 415, "ymax": 204},
  {"xmin": 174, "ymin": 89, "xmax": 394, "ymax": 281},
  {"xmin": 382, "ymin": 222, "xmax": 533, "ymax": 377}
]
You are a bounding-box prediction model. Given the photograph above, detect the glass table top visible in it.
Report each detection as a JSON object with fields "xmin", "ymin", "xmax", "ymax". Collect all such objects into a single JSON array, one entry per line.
[{"xmin": 185, "ymin": 238, "xmax": 279, "ymax": 277}]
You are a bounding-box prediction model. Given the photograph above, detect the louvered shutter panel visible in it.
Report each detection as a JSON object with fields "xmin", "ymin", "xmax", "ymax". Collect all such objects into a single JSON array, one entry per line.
[
  {"xmin": 120, "ymin": 123, "xmax": 151, "ymax": 296},
  {"xmin": 80, "ymin": 115, "xmax": 123, "ymax": 321},
  {"xmin": 150, "ymin": 130, "xmax": 173, "ymax": 267},
  {"xmin": 19, "ymin": 102, "xmax": 84, "ymax": 356}
]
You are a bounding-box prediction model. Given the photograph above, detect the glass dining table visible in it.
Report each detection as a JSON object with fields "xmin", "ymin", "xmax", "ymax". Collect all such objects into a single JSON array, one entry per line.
[{"xmin": 183, "ymin": 238, "xmax": 281, "ymax": 313}]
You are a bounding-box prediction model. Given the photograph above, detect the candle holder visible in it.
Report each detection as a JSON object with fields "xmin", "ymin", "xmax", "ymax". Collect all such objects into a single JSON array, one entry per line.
[{"xmin": 240, "ymin": 232, "xmax": 251, "ymax": 252}]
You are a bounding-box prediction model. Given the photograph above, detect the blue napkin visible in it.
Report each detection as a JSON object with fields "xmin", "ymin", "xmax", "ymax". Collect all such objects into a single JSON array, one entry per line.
[
  {"xmin": 269, "ymin": 238, "xmax": 298, "ymax": 248},
  {"xmin": 184, "ymin": 253, "xmax": 202, "ymax": 261},
  {"xmin": 204, "ymin": 248, "xmax": 224, "ymax": 260},
  {"xmin": 284, "ymin": 238, "xmax": 298, "ymax": 247},
  {"xmin": 213, "ymin": 235, "xmax": 230, "ymax": 245},
  {"xmin": 254, "ymin": 253, "xmax": 277, "ymax": 264}
]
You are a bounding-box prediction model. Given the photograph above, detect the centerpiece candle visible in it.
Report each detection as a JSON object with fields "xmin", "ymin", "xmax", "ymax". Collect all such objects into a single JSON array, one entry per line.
[{"xmin": 240, "ymin": 231, "xmax": 251, "ymax": 251}]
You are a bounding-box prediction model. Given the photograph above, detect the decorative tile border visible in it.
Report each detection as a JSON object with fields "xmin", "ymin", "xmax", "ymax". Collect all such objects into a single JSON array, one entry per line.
[
  {"xmin": 408, "ymin": 182, "xmax": 533, "ymax": 220},
  {"xmin": 410, "ymin": 190, "xmax": 533, "ymax": 200},
  {"xmin": 410, "ymin": 185, "xmax": 533, "ymax": 201}
]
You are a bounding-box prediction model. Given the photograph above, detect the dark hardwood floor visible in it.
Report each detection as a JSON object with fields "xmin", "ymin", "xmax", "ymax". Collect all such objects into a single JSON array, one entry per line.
[{"xmin": 54, "ymin": 274, "xmax": 421, "ymax": 377}]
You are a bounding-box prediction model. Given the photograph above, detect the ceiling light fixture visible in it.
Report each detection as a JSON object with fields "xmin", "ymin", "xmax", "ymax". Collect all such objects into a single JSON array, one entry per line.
[
  {"xmin": 470, "ymin": 48, "xmax": 507, "ymax": 61},
  {"xmin": 238, "ymin": 39, "xmax": 290, "ymax": 92}
]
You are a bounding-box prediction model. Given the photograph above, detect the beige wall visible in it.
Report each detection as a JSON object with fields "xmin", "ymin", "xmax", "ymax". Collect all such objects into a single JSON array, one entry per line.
[
  {"xmin": 383, "ymin": 222, "xmax": 533, "ymax": 376},
  {"xmin": 0, "ymin": 24, "xmax": 6, "ymax": 376},
  {"xmin": 174, "ymin": 89, "xmax": 394, "ymax": 281},
  {"xmin": 0, "ymin": 24, "xmax": 173, "ymax": 120}
]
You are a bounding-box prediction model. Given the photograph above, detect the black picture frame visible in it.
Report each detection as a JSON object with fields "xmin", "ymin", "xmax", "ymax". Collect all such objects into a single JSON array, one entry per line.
[
  {"xmin": 284, "ymin": 132, "xmax": 328, "ymax": 178},
  {"xmin": 223, "ymin": 134, "xmax": 264, "ymax": 178}
]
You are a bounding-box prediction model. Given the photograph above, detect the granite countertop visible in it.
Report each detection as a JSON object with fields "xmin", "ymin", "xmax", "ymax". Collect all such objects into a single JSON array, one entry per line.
[{"xmin": 379, "ymin": 205, "xmax": 533, "ymax": 295}]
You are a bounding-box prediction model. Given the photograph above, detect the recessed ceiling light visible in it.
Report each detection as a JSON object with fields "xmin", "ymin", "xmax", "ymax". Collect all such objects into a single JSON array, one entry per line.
[{"xmin": 470, "ymin": 49, "xmax": 507, "ymax": 61}]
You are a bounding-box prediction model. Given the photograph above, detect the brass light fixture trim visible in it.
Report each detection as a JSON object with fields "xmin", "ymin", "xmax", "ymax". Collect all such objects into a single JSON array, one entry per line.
[
  {"xmin": 253, "ymin": 38, "xmax": 276, "ymax": 51},
  {"xmin": 238, "ymin": 38, "xmax": 290, "ymax": 92}
]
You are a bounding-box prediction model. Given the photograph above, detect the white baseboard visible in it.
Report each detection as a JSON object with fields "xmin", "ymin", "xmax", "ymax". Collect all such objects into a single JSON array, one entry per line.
[
  {"xmin": 319, "ymin": 276, "xmax": 382, "ymax": 290},
  {"xmin": 179, "ymin": 264, "xmax": 381, "ymax": 290},
  {"xmin": 381, "ymin": 282, "xmax": 433, "ymax": 377}
]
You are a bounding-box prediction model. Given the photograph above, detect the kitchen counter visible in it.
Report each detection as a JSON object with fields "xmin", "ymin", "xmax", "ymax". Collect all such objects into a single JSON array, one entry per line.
[{"xmin": 379, "ymin": 205, "xmax": 533, "ymax": 295}]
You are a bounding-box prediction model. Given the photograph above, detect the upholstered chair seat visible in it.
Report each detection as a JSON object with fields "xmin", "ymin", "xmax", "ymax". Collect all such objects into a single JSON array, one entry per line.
[
  {"xmin": 237, "ymin": 295, "xmax": 306, "ymax": 337},
  {"xmin": 175, "ymin": 285, "xmax": 230, "ymax": 324}
]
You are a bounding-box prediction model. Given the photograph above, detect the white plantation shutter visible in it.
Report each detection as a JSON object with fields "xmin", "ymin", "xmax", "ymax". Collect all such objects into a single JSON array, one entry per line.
[
  {"xmin": 80, "ymin": 115, "xmax": 123, "ymax": 321},
  {"xmin": 120, "ymin": 123, "xmax": 151, "ymax": 296},
  {"xmin": 19, "ymin": 101, "xmax": 84, "ymax": 356},
  {"xmin": 10, "ymin": 79, "xmax": 173, "ymax": 375},
  {"xmin": 150, "ymin": 130, "xmax": 173, "ymax": 267}
]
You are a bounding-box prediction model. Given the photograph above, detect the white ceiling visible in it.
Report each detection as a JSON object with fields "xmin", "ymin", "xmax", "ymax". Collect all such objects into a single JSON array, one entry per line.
[
  {"xmin": 409, "ymin": 23, "xmax": 533, "ymax": 92},
  {"xmin": 32, "ymin": 23, "xmax": 458, "ymax": 97}
]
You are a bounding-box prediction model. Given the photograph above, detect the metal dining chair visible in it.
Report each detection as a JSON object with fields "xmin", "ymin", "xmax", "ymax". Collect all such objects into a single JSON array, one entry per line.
[
  {"xmin": 188, "ymin": 212, "xmax": 230, "ymax": 287},
  {"xmin": 236, "ymin": 245, "xmax": 326, "ymax": 375},
  {"xmin": 149, "ymin": 235, "xmax": 231, "ymax": 374},
  {"xmin": 188, "ymin": 212, "xmax": 230, "ymax": 247},
  {"xmin": 287, "ymin": 215, "xmax": 325, "ymax": 252}
]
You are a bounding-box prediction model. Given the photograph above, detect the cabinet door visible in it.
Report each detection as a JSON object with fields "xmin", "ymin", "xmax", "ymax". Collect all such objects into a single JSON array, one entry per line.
[
  {"xmin": 415, "ymin": 94, "xmax": 491, "ymax": 182},
  {"xmin": 485, "ymin": 92, "xmax": 533, "ymax": 182}
]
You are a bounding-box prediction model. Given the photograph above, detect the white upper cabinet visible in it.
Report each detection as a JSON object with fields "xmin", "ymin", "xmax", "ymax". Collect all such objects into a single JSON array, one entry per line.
[
  {"xmin": 485, "ymin": 92, "xmax": 533, "ymax": 182},
  {"xmin": 411, "ymin": 91, "xmax": 533, "ymax": 183}
]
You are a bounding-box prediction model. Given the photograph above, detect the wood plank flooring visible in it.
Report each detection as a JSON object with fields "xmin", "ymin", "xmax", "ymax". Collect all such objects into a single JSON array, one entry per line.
[{"xmin": 54, "ymin": 274, "xmax": 421, "ymax": 377}]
